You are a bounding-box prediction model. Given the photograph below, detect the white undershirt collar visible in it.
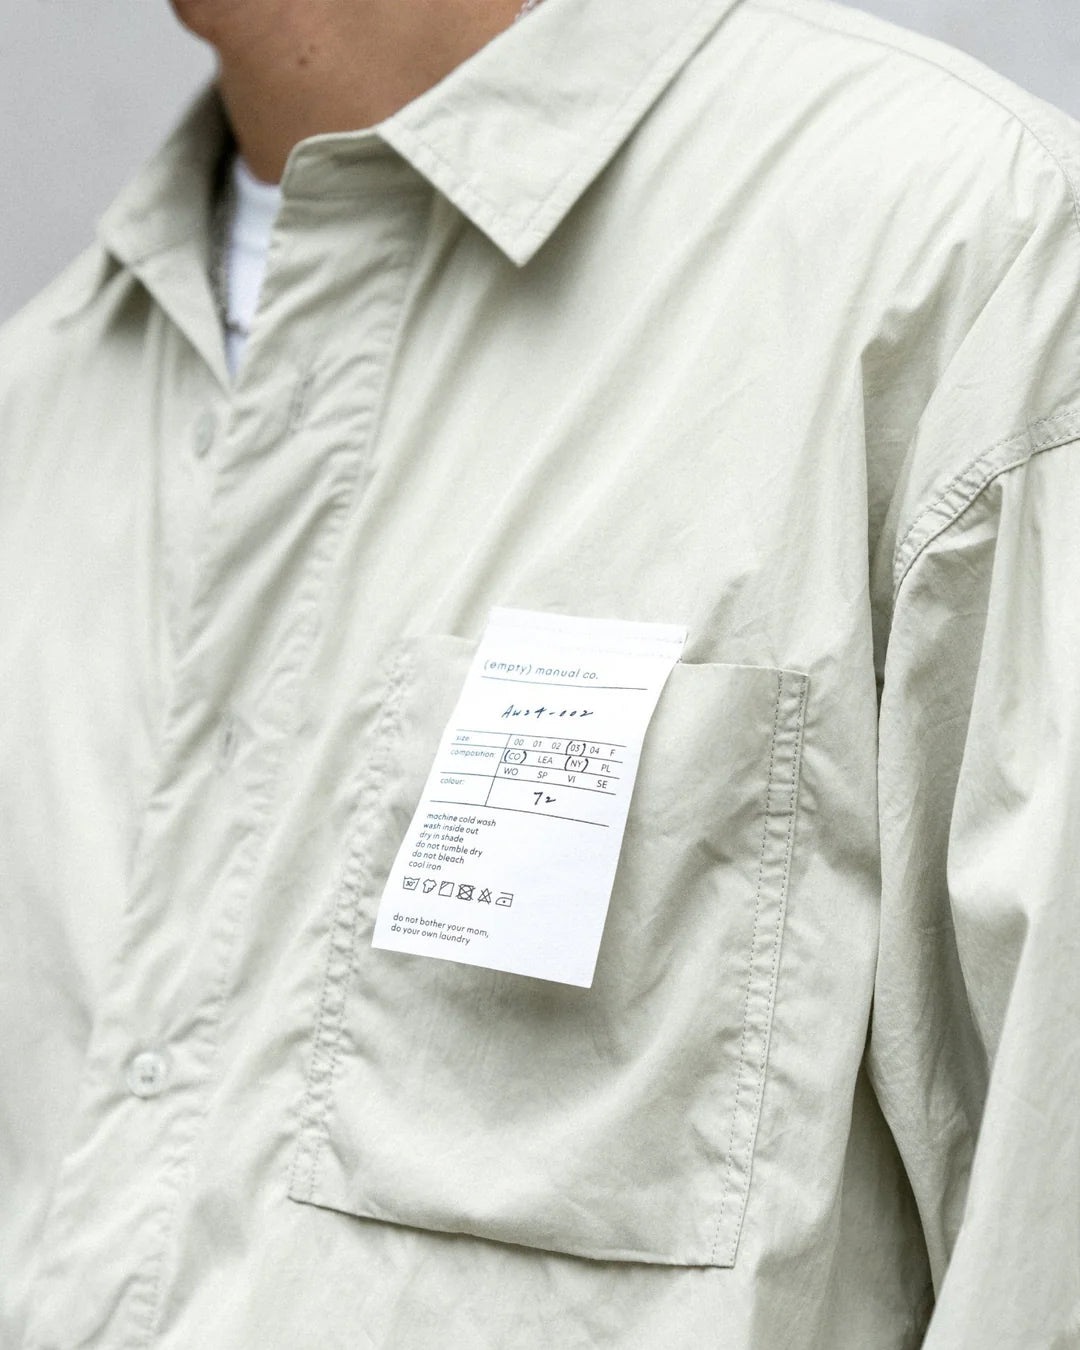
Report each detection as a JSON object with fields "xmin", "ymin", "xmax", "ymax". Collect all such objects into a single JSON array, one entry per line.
[{"xmin": 222, "ymin": 155, "xmax": 283, "ymax": 375}]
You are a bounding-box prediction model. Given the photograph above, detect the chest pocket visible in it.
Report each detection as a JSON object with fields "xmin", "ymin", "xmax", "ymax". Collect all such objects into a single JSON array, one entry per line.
[{"xmin": 289, "ymin": 634, "xmax": 808, "ymax": 1268}]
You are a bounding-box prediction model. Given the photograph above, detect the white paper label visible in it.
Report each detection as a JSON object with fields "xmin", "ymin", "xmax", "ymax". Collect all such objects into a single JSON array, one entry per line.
[{"xmin": 371, "ymin": 608, "xmax": 687, "ymax": 986}]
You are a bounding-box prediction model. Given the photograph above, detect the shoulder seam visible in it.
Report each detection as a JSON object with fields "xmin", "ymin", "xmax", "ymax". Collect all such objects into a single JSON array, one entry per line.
[
  {"xmin": 747, "ymin": 0, "xmax": 1080, "ymax": 243},
  {"xmin": 892, "ymin": 408, "xmax": 1080, "ymax": 600}
]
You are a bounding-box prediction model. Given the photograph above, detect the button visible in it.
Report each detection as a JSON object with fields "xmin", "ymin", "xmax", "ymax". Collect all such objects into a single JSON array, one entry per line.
[
  {"xmin": 192, "ymin": 410, "xmax": 216, "ymax": 458},
  {"xmin": 126, "ymin": 1050, "xmax": 170, "ymax": 1098}
]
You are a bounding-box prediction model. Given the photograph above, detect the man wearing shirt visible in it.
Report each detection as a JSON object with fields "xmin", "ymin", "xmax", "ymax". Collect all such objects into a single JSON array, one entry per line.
[{"xmin": 3, "ymin": 0, "xmax": 1080, "ymax": 1346}]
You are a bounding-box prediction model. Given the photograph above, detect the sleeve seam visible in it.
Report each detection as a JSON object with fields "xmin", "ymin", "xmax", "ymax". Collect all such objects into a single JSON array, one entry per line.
[{"xmin": 891, "ymin": 409, "xmax": 1080, "ymax": 601}]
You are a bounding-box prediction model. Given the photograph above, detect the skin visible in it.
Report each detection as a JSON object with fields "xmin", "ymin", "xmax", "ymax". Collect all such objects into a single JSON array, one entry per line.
[{"xmin": 169, "ymin": 0, "xmax": 527, "ymax": 182}]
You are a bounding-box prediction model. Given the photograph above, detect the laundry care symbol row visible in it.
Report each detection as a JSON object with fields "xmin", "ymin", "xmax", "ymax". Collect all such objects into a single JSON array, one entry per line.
[{"xmin": 402, "ymin": 875, "xmax": 514, "ymax": 907}]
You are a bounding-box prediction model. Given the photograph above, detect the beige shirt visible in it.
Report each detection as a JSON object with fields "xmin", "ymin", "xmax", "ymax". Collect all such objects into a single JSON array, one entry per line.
[{"xmin": 4, "ymin": 0, "xmax": 1080, "ymax": 1345}]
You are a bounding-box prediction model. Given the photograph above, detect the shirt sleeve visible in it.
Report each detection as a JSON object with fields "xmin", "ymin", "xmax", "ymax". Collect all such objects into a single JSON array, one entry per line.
[
  {"xmin": 871, "ymin": 406, "xmax": 1080, "ymax": 1348},
  {"xmin": 864, "ymin": 99, "xmax": 1080, "ymax": 1343}
]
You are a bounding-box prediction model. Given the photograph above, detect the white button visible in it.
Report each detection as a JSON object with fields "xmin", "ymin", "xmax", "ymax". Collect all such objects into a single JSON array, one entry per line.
[
  {"xmin": 193, "ymin": 411, "xmax": 216, "ymax": 458},
  {"xmin": 126, "ymin": 1050, "xmax": 169, "ymax": 1098}
]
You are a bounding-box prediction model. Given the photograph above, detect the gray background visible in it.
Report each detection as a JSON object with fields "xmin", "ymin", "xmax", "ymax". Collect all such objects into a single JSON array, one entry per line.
[{"xmin": 2, "ymin": 0, "xmax": 1078, "ymax": 323}]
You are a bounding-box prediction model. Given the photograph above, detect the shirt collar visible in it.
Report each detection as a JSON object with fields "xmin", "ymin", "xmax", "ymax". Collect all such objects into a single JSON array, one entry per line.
[
  {"xmin": 380, "ymin": 0, "xmax": 742, "ymax": 265},
  {"xmin": 90, "ymin": 0, "xmax": 741, "ymax": 299},
  {"xmin": 82, "ymin": 88, "xmax": 230, "ymax": 376},
  {"xmin": 97, "ymin": 86, "xmax": 228, "ymax": 269}
]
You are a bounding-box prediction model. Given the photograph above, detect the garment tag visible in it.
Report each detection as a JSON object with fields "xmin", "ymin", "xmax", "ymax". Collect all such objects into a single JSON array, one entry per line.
[{"xmin": 372, "ymin": 608, "xmax": 687, "ymax": 986}]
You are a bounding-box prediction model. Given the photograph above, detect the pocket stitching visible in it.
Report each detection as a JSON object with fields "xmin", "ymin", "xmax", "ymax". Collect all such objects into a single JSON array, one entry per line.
[
  {"xmin": 711, "ymin": 669, "xmax": 809, "ymax": 1264},
  {"xmin": 289, "ymin": 641, "xmax": 416, "ymax": 1206}
]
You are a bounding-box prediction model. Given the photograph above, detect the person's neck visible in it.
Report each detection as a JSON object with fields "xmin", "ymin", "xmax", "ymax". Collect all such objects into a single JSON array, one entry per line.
[{"xmin": 174, "ymin": 0, "xmax": 527, "ymax": 183}]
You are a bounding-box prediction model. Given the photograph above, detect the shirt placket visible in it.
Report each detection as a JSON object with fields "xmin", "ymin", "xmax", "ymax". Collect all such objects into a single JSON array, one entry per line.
[{"xmin": 23, "ymin": 145, "xmax": 430, "ymax": 1350}]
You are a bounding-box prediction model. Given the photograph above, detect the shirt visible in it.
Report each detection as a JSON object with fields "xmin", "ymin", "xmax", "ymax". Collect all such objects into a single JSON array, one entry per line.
[{"xmin": 4, "ymin": 0, "xmax": 1080, "ymax": 1346}]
